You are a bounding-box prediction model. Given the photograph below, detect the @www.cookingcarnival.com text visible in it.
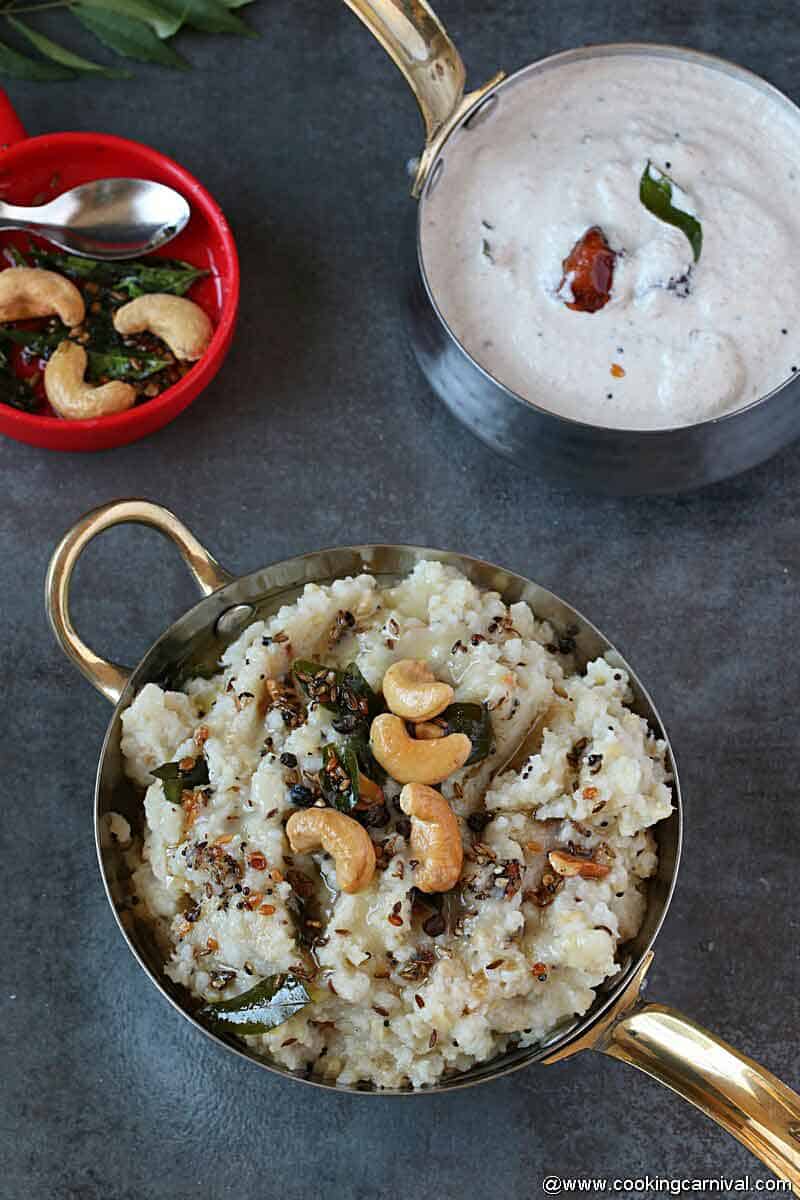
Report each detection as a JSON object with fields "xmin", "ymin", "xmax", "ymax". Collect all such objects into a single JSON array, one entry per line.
[{"xmin": 541, "ymin": 1176, "xmax": 792, "ymax": 1194}]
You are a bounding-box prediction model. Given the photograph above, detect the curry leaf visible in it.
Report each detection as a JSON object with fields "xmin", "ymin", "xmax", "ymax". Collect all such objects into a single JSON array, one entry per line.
[
  {"xmin": 0, "ymin": 326, "xmax": 167, "ymax": 380},
  {"xmin": 639, "ymin": 160, "xmax": 703, "ymax": 263},
  {"xmin": 0, "ymin": 325, "xmax": 65, "ymax": 356},
  {"xmin": 151, "ymin": 756, "xmax": 209, "ymax": 804},
  {"xmin": 0, "ymin": 349, "xmax": 38, "ymax": 411},
  {"xmin": 320, "ymin": 742, "xmax": 361, "ymax": 813},
  {"xmin": 78, "ymin": 0, "xmax": 184, "ymax": 39},
  {"xmin": 5, "ymin": 14, "xmax": 130, "ymax": 76},
  {"xmin": 72, "ymin": 5, "xmax": 189, "ymax": 67},
  {"xmin": 199, "ymin": 974, "xmax": 311, "ymax": 1036},
  {"xmin": 87, "ymin": 348, "xmax": 171, "ymax": 382},
  {"xmin": 27, "ymin": 247, "xmax": 207, "ymax": 297},
  {"xmin": 155, "ymin": 0, "xmax": 256, "ymax": 35},
  {"xmin": 0, "ymin": 35, "xmax": 75, "ymax": 79},
  {"xmin": 438, "ymin": 702, "xmax": 492, "ymax": 765}
]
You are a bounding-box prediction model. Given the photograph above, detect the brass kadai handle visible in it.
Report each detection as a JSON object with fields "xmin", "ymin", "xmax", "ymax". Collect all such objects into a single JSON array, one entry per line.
[
  {"xmin": 343, "ymin": 0, "xmax": 504, "ymax": 196},
  {"xmin": 45, "ymin": 498, "xmax": 234, "ymax": 706},
  {"xmin": 546, "ymin": 954, "xmax": 800, "ymax": 1193}
]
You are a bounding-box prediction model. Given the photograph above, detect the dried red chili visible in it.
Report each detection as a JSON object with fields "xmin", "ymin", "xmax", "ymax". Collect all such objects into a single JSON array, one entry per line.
[{"xmin": 560, "ymin": 226, "xmax": 616, "ymax": 313}]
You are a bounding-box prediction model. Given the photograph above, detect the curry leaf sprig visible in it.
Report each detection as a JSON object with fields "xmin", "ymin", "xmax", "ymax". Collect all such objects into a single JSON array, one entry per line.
[
  {"xmin": 27, "ymin": 246, "xmax": 209, "ymax": 298},
  {"xmin": 639, "ymin": 160, "xmax": 703, "ymax": 263},
  {"xmin": 0, "ymin": 0, "xmax": 257, "ymax": 82}
]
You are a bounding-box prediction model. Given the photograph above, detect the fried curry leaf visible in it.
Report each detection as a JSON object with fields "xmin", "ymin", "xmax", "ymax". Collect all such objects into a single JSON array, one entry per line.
[
  {"xmin": 86, "ymin": 348, "xmax": 171, "ymax": 382},
  {"xmin": 320, "ymin": 742, "xmax": 361, "ymax": 813},
  {"xmin": 292, "ymin": 659, "xmax": 383, "ymax": 726},
  {"xmin": 438, "ymin": 702, "xmax": 492, "ymax": 766},
  {"xmin": 151, "ymin": 756, "xmax": 209, "ymax": 804},
  {"xmin": 639, "ymin": 160, "xmax": 703, "ymax": 263},
  {"xmin": 0, "ymin": 350, "xmax": 37, "ymax": 411},
  {"xmin": 27, "ymin": 246, "xmax": 208, "ymax": 297},
  {"xmin": 198, "ymin": 973, "xmax": 311, "ymax": 1036},
  {"xmin": 0, "ymin": 325, "xmax": 170, "ymax": 382},
  {"xmin": 0, "ymin": 325, "xmax": 65, "ymax": 357}
]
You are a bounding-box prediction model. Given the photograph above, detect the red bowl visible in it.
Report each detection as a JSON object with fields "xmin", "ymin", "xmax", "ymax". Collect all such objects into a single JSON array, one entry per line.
[{"xmin": 0, "ymin": 89, "xmax": 239, "ymax": 451}]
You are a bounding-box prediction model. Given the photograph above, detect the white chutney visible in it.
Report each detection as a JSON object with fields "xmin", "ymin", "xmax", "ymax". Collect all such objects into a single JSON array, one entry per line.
[{"xmin": 420, "ymin": 52, "xmax": 800, "ymax": 430}]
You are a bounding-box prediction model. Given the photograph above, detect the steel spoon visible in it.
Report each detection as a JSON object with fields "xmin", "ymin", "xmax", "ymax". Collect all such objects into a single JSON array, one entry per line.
[{"xmin": 0, "ymin": 178, "xmax": 191, "ymax": 261}]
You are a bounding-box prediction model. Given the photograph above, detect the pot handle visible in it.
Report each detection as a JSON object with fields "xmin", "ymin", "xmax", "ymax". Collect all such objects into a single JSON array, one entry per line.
[
  {"xmin": 342, "ymin": 0, "xmax": 503, "ymax": 196},
  {"xmin": 0, "ymin": 89, "xmax": 26, "ymax": 148},
  {"xmin": 604, "ymin": 1002, "xmax": 800, "ymax": 1192},
  {"xmin": 45, "ymin": 499, "xmax": 234, "ymax": 706},
  {"xmin": 545, "ymin": 954, "xmax": 800, "ymax": 1191}
]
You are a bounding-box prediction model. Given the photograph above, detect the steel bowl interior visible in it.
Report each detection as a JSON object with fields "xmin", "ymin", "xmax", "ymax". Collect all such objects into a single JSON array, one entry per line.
[{"xmin": 95, "ymin": 545, "xmax": 682, "ymax": 1092}]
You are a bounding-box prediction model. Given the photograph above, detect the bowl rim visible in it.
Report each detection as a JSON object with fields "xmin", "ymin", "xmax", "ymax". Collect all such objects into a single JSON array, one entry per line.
[
  {"xmin": 93, "ymin": 540, "xmax": 683, "ymax": 1094},
  {"xmin": 0, "ymin": 129, "xmax": 239, "ymax": 443},
  {"xmin": 415, "ymin": 40, "xmax": 800, "ymax": 437}
]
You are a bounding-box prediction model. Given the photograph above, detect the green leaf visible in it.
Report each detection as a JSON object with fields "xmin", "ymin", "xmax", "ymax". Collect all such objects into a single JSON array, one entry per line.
[
  {"xmin": 87, "ymin": 348, "xmax": 171, "ymax": 382},
  {"xmin": 0, "ymin": 348, "xmax": 39, "ymax": 412},
  {"xmin": 639, "ymin": 160, "xmax": 703, "ymax": 263},
  {"xmin": 78, "ymin": 0, "xmax": 184, "ymax": 39},
  {"xmin": 438, "ymin": 702, "xmax": 492, "ymax": 766},
  {"xmin": 0, "ymin": 325, "xmax": 65, "ymax": 356},
  {"xmin": 199, "ymin": 974, "xmax": 312, "ymax": 1036},
  {"xmin": 155, "ymin": 0, "xmax": 255, "ymax": 35},
  {"xmin": 320, "ymin": 742, "xmax": 361, "ymax": 813},
  {"xmin": 5, "ymin": 14, "xmax": 130, "ymax": 77},
  {"xmin": 220, "ymin": 0, "xmax": 255, "ymax": 8},
  {"xmin": 0, "ymin": 35, "xmax": 75, "ymax": 79},
  {"xmin": 292, "ymin": 659, "xmax": 384, "ymax": 728},
  {"xmin": 72, "ymin": 5, "xmax": 189, "ymax": 67},
  {"xmin": 0, "ymin": 326, "xmax": 169, "ymax": 380},
  {"xmin": 151, "ymin": 756, "xmax": 209, "ymax": 804},
  {"xmin": 28, "ymin": 247, "xmax": 207, "ymax": 297}
]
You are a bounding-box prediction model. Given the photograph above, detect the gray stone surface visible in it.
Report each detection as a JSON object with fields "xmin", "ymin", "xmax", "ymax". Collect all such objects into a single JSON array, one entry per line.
[{"xmin": 1, "ymin": 1, "xmax": 798, "ymax": 1196}]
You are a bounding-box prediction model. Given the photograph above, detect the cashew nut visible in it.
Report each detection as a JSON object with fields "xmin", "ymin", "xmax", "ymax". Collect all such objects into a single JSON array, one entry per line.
[
  {"xmin": 400, "ymin": 783, "xmax": 463, "ymax": 893},
  {"xmin": 414, "ymin": 721, "xmax": 446, "ymax": 740},
  {"xmin": 369, "ymin": 713, "xmax": 471, "ymax": 785},
  {"xmin": 357, "ymin": 772, "xmax": 384, "ymax": 806},
  {"xmin": 45, "ymin": 341, "xmax": 136, "ymax": 420},
  {"xmin": 0, "ymin": 267, "xmax": 84, "ymax": 326},
  {"xmin": 285, "ymin": 807, "xmax": 375, "ymax": 894},
  {"xmin": 548, "ymin": 849, "xmax": 610, "ymax": 880},
  {"xmin": 382, "ymin": 659, "xmax": 454, "ymax": 722},
  {"xmin": 113, "ymin": 294, "xmax": 212, "ymax": 361}
]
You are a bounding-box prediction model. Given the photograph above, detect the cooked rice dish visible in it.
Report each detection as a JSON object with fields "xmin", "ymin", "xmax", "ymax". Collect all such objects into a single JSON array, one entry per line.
[{"xmin": 115, "ymin": 561, "xmax": 673, "ymax": 1089}]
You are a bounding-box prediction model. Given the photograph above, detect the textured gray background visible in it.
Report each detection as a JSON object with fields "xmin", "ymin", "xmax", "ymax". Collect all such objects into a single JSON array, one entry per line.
[{"xmin": 1, "ymin": 1, "xmax": 798, "ymax": 1197}]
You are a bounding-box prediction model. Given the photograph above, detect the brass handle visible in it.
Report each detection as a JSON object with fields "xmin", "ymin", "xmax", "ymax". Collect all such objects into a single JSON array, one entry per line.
[
  {"xmin": 45, "ymin": 498, "xmax": 234, "ymax": 706},
  {"xmin": 342, "ymin": 0, "xmax": 504, "ymax": 195},
  {"xmin": 544, "ymin": 954, "xmax": 800, "ymax": 1190},
  {"xmin": 602, "ymin": 1003, "xmax": 800, "ymax": 1193}
]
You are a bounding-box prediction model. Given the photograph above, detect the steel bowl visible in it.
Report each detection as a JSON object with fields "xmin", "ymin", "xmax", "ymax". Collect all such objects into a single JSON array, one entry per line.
[
  {"xmin": 46, "ymin": 499, "xmax": 800, "ymax": 1185},
  {"xmin": 345, "ymin": 2, "xmax": 800, "ymax": 494}
]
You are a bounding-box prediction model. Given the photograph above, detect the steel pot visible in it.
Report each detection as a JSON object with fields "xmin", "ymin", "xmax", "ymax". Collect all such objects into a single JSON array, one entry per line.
[
  {"xmin": 47, "ymin": 499, "xmax": 800, "ymax": 1187},
  {"xmin": 345, "ymin": 2, "xmax": 800, "ymax": 494}
]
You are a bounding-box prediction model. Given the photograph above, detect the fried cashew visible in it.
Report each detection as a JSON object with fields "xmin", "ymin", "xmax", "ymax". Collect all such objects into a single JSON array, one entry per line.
[
  {"xmin": 44, "ymin": 341, "xmax": 136, "ymax": 420},
  {"xmin": 285, "ymin": 807, "xmax": 375, "ymax": 894},
  {"xmin": 357, "ymin": 772, "xmax": 384, "ymax": 805},
  {"xmin": 382, "ymin": 658, "xmax": 454, "ymax": 722},
  {"xmin": 414, "ymin": 721, "xmax": 446, "ymax": 740},
  {"xmin": 113, "ymin": 294, "xmax": 212, "ymax": 361},
  {"xmin": 400, "ymin": 783, "xmax": 463, "ymax": 893},
  {"xmin": 369, "ymin": 713, "xmax": 470, "ymax": 785},
  {"xmin": 548, "ymin": 849, "xmax": 610, "ymax": 880},
  {"xmin": 0, "ymin": 267, "xmax": 85, "ymax": 326}
]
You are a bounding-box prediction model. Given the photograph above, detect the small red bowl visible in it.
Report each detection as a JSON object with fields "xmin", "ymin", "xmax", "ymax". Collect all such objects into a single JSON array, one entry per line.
[{"xmin": 0, "ymin": 89, "xmax": 239, "ymax": 451}]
